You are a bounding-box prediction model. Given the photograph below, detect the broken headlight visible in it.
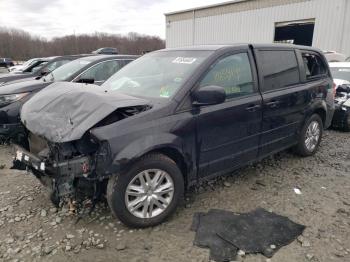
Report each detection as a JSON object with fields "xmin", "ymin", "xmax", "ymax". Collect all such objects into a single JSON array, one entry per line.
[{"xmin": 0, "ymin": 92, "xmax": 29, "ymax": 107}]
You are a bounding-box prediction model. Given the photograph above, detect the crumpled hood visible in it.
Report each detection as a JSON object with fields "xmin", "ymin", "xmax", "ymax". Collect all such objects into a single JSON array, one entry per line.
[{"xmin": 21, "ymin": 82, "xmax": 150, "ymax": 143}]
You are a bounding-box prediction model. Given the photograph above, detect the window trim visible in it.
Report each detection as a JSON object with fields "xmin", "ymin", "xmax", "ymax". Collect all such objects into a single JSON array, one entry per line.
[
  {"xmin": 300, "ymin": 50, "xmax": 329, "ymax": 82},
  {"xmin": 193, "ymin": 50, "xmax": 258, "ymax": 103}
]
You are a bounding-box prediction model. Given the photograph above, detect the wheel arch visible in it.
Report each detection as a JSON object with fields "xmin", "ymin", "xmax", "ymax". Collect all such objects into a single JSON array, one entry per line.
[
  {"xmin": 146, "ymin": 147, "xmax": 189, "ymax": 188},
  {"xmin": 111, "ymin": 134, "xmax": 193, "ymax": 187},
  {"xmin": 304, "ymin": 100, "xmax": 327, "ymax": 128},
  {"xmin": 314, "ymin": 107, "xmax": 327, "ymax": 127}
]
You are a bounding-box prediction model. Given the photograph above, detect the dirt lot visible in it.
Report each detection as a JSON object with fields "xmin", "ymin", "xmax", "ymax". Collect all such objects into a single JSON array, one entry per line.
[{"xmin": 0, "ymin": 130, "xmax": 349, "ymax": 262}]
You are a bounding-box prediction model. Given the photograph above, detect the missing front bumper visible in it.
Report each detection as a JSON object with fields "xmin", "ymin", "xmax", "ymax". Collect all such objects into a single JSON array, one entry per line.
[{"xmin": 12, "ymin": 144, "xmax": 93, "ymax": 198}]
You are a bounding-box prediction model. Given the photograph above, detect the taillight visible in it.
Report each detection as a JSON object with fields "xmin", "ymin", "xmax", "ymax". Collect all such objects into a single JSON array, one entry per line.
[{"xmin": 333, "ymin": 82, "xmax": 337, "ymax": 98}]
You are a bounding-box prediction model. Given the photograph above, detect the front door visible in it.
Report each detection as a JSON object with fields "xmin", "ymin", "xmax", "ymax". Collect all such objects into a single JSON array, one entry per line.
[{"xmin": 195, "ymin": 50, "xmax": 263, "ymax": 177}]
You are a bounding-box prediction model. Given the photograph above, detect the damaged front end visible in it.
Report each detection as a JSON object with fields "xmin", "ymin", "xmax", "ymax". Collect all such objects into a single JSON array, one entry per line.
[
  {"xmin": 12, "ymin": 82, "xmax": 152, "ymax": 206},
  {"xmin": 13, "ymin": 132, "xmax": 112, "ymax": 206},
  {"xmin": 332, "ymin": 84, "xmax": 350, "ymax": 130}
]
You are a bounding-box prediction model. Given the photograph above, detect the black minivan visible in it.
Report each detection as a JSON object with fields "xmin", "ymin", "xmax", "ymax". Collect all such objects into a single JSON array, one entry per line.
[{"xmin": 14, "ymin": 44, "xmax": 334, "ymax": 228}]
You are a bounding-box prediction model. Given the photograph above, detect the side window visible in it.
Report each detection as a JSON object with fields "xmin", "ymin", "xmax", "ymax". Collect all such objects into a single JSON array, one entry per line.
[
  {"xmin": 30, "ymin": 62, "xmax": 48, "ymax": 73},
  {"xmin": 198, "ymin": 53, "xmax": 254, "ymax": 100},
  {"xmin": 79, "ymin": 60, "xmax": 123, "ymax": 82},
  {"xmin": 260, "ymin": 50, "xmax": 300, "ymax": 91},
  {"xmin": 302, "ymin": 52, "xmax": 327, "ymax": 80},
  {"xmin": 45, "ymin": 60, "xmax": 71, "ymax": 72}
]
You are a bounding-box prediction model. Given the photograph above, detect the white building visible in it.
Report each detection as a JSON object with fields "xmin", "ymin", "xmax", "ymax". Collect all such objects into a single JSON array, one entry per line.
[{"xmin": 165, "ymin": 0, "xmax": 350, "ymax": 55}]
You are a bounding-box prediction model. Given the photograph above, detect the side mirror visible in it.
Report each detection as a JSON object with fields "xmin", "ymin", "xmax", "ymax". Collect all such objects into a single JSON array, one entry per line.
[
  {"xmin": 192, "ymin": 85, "xmax": 226, "ymax": 106},
  {"xmin": 77, "ymin": 78, "xmax": 95, "ymax": 84}
]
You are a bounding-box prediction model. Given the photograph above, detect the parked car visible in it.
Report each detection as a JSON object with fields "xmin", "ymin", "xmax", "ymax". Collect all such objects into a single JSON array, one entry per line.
[
  {"xmin": 0, "ymin": 68, "xmax": 9, "ymax": 75},
  {"xmin": 0, "ymin": 56, "xmax": 77, "ymax": 86},
  {"xmin": 13, "ymin": 44, "xmax": 334, "ymax": 228},
  {"xmin": 0, "ymin": 54, "xmax": 137, "ymax": 144},
  {"xmin": 0, "ymin": 58, "xmax": 14, "ymax": 68},
  {"xmin": 8, "ymin": 58, "xmax": 40, "ymax": 72},
  {"xmin": 329, "ymin": 62, "xmax": 350, "ymax": 130},
  {"xmin": 92, "ymin": 47, "xmax": 118, "ymax": 55}
]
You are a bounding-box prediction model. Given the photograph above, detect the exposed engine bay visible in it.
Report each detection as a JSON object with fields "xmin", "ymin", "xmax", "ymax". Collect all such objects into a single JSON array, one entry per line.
[
  {"xmin": 332, "ymin": 84, "xmax": 350, "ymax": 130},
  {"xmin": 13, "ymin": 104, "xmax": 151, "ymax": 210}
]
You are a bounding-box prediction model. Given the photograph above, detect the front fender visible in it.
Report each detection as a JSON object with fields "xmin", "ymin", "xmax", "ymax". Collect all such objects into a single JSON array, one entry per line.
[{"xmin": 111, "ymin": 133, "xmax": 184, "ymax": 171}]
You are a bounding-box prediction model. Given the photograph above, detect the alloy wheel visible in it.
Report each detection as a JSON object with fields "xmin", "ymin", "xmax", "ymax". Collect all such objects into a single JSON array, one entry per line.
[
  {"xmin": 305, "ymin": 120, "xmax": 321, "ymax": 152},
  {"xmin": 125, "ymin": 169, "xmax": 174, "ymax": 219}
]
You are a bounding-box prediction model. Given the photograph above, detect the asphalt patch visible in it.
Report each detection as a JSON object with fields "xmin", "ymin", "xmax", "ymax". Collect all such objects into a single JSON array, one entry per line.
[{"xmin": 191, "ymin": 208, "xmax": 305, "ymax": 261}]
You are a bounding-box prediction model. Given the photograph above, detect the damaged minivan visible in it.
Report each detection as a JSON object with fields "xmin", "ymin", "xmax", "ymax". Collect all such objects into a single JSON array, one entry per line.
[{"xmin": 13, "ymin": 44, "xmax": 334, "ymax": 228}]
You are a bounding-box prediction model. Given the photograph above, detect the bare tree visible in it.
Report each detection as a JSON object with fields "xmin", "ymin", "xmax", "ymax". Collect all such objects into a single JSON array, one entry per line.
[{"xmin": 0, "ymin": 27, "xmax": 165, "ymax": 61}]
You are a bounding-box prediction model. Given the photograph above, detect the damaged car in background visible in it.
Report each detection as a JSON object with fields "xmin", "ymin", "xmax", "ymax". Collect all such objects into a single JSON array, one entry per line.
[
  {"xmin": 13, "ymin": 44, "xmax": 334, "ymax": 228},
  {"xmin": 330, "ymin": 62, "xmax": 350, "ymax": 131}
]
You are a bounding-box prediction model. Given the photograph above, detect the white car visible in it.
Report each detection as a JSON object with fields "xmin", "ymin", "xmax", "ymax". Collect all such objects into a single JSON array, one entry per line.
[
  {"xmin": 329, "ymin": 62, "xmax": 350, "ymax": 131},
  {"xmin": 329, "ymin": 62, "xmax": 350, "ymax": 86}
]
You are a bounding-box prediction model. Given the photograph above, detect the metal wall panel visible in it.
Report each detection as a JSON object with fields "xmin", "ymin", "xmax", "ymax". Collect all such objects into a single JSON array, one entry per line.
[
  {"xmin": 340, "ymin": 0, "xmax": 350, "ymax": 56},
  {"xmin": 166, "ymin": 19, "xmax": 194, "ymax": 47},
  {"xmin": 165, "ymin": 0, "xmax": 349, "ymax": 55}
]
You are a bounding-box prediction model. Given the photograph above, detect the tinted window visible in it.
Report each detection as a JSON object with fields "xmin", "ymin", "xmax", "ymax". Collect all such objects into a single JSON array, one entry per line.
[
  {"xmin": 45, "ymin": 60, "xmax": 71, "ymax": 72},
  {"xmin": 79, "ymin": 60, "xmax": 123, "ymax": 82},
  {"xmin": 24, "ymin": 61, "xmax": 47, "ymax": 72},
  {"xmin": 260, "ymin": 50, "xmax": 299, "ymax": 91},
  {"xmin": 198, "ymin": 53, "xmax": 254, "ymax": 99},
  {"xmin": 302, "ymin": 52, "xmax": 327, "ymax": 79},
  {"xmin": 43, "ymin": 59, "xmax": 91, "ymax": 82},
  {"xmin": 30, "ymin": 62, "xmax": 48, "ymax": 73}
]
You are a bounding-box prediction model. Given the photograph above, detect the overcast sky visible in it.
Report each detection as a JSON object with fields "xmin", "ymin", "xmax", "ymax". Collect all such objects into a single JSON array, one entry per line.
[{"xmin": 0, "ymin": 0, "xmax": 222, "ymax": 39}]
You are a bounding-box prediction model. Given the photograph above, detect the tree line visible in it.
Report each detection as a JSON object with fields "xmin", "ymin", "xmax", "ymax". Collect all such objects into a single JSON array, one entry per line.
[{"xmin": 0, "ymin": 27, "xmax": 165, "ymax": 61}]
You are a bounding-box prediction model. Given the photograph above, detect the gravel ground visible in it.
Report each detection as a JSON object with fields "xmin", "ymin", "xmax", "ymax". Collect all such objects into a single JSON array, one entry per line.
[{"xmin": 0, "ymin": 130, "xmax": 349, "ymax": 262}]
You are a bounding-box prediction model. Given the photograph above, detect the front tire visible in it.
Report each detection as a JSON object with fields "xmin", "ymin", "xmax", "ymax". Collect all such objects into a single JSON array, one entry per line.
[
  {"xmin": 295, "ymin": 114, "xmax": 323, "ymax": 156},
  {"xmin": 107, "ymin": 153, "xmax": 184, "ymax": 228}
]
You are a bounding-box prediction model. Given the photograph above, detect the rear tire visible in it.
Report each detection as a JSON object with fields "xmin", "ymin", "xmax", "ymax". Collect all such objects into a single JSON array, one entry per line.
[
  {"xmin": 295, "ymin": 114, "xmax": 323, "ymax": 157},
  {"xmin": 342, "ymin": 112, "xmax": 350, "ymax": 132},
  {"xmin": 107, "ymin": 153, "xmax": 184, "ymax": 228}
]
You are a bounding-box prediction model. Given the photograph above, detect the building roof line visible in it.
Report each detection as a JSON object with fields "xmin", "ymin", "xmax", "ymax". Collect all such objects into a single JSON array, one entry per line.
[{"xmin": 164, "ymin": 0, "xmax": 249, "ymax": 16}]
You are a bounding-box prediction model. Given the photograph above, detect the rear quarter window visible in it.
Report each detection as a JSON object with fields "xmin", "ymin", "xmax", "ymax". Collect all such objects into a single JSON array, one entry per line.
[
  {"xmin": 259, "ymin": 50, "xmax": 300, "ymax": 92},
  {"xmin": 301, "ymin": 52, "xmax": 328, "ymax": 80}
]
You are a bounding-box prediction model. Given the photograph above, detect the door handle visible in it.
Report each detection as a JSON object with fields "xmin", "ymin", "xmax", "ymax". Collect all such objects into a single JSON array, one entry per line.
[
  {"xmin": 266, "ymin": 101, "xmax": 280, "ymax": 109},
  {"xmin": 245, "ymin": 104, "xmax": 261, "ymax": 112}
]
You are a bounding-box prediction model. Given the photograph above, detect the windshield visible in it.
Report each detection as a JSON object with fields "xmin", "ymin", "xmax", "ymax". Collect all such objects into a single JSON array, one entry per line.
[
  {"xmin": 102, "ymin": 50, "xmax": 213, "ymax": 98},
  {"xmin": 331, "ymin": 67, "xmax": 350, "ymax": 82},
  {"xmin": 43, "ymin": 59, "xmax": 91, "ymax": 82},
  {"xmin": 22, "ymin": 60, "xmax": 47, "ymax": 72},
  {"xmin": 21, "ymin": 58, "xmax": 37, "ymax": 68}
]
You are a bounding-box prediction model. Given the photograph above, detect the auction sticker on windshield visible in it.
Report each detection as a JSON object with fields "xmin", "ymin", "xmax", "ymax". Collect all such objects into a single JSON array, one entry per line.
[{"xmin": 172, "ymin": 57, "xmax": 197, "ymax": 64}]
